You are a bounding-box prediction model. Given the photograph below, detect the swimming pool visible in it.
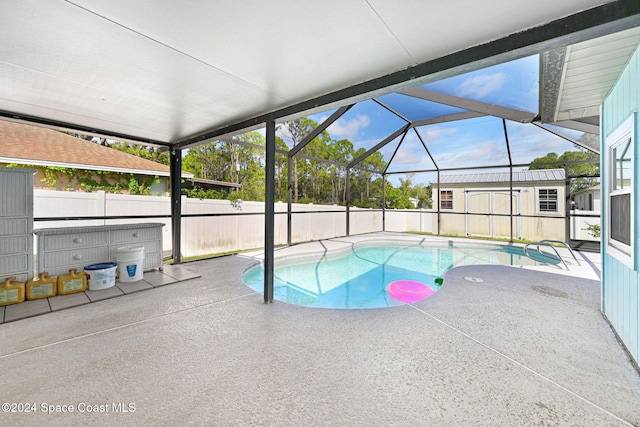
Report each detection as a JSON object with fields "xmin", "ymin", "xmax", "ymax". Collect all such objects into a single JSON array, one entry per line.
[{"xmin": 242, "ymin": 240, "xmax": 542, "ymax": 309}]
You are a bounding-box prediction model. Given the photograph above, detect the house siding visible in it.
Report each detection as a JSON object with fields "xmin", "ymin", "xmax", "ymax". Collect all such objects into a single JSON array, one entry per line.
[{"xmin": 602, "ymin": 43, "xmax": 640, "ymax": 365}]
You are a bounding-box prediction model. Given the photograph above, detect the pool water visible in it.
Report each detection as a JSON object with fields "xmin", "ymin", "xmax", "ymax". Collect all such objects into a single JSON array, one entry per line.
[{"xmin": 243, "ymin": 242, "xmax": 540, "ymax": 309}]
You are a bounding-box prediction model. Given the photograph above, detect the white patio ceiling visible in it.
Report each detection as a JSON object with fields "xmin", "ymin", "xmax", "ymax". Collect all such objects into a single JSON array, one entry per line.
[{"xmin": 0, "ymin": 1, "xmax": 638, "ymax": 148}]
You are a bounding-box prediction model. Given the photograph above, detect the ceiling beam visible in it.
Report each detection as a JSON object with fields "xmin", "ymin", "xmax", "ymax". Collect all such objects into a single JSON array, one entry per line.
[
  {"xmin": 398, "ymin": 87, "xmax": 536, "ymax": 123},
  {"xmin": 173, "ymin": 1, "xmax": 640, "ymax": 150}
]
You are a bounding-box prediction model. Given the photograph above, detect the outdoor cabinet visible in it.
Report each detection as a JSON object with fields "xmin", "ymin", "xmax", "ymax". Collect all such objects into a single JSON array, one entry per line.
[
  {"xmin": 34, "ymin": 223, "xmax": 164, "ymax": 276},
  {"xmin": 0, "ymin": 168, "xmax": 35, "ymax": 282}
]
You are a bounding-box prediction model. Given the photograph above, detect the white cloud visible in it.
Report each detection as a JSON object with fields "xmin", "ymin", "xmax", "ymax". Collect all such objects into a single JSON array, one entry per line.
[
  {"xmin": 421, "ymin": 126, "xmax": 457, "ymax": 141},
  {"xmin": 328, "ymin": 114, "xmax": 371, "ymax": 139},
  {"xmin": 456, "ymin": 72, "xmax": 506, "ymax": 99},
  {"xmin": 391, "ymin": 149, "xmax": 431, "ymax": 166}
]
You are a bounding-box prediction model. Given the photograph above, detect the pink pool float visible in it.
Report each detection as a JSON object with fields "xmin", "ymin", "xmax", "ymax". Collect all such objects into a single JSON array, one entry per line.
[{"xmin": 387, "ymin": 280, "xmax": 435, "ymax": 303}]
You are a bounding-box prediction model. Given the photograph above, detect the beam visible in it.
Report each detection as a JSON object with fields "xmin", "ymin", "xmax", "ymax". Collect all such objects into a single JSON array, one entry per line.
[
  {"xmin": 413, "ymin": 128, "xmax": 439, "ymax": 171},
  {"xmin": 399, "ymin": 88, "xmax": 536, "ymax": 123},
  {"xmin": 382, "ymin": 129, "xmax": 409, "ymax": 174},
  {"xmin": 348, "ymin": 124, "xmax": 410, "ymax": 169},
  {"xmin": 173, "ymin": 1, "xmax": 640, "ymax": 150},
  {"xmin": 289, "ymin": 105, "xmax": 353, "ymax": 157},
  {"xmin": 372, "ymin": 98, "xmax": 411, "ymax": 123},
  {"xmin": 411, "ymin": 111, "xmax": 486, "ymax": 128},
  {"xmin": 548, "ymin": 119, "xmax": 600, "ymax": 136},
  {"xmin": 532, "ymin": 122, "xmax": 600, "ymax": 154}
]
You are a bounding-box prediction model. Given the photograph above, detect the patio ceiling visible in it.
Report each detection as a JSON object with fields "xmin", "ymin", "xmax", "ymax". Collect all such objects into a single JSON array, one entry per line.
[{"xmin": 1, "ymin": 1, "xmax": 639, "ymax": 150}]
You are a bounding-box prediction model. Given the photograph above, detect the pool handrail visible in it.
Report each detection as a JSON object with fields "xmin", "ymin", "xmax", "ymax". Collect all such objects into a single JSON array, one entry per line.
[{"xmin": 524, "ymin": 240, "xmax": 580, "ymax": 271}]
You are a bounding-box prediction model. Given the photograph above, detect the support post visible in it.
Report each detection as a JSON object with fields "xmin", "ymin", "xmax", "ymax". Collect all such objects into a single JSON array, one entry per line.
[
  {"xmin": 287, "ymin": 156, "xmax": 292, "ymax": 246},
  {"xmin": 437, "ymin": 170, "xmax": 441, "ymax": 236},
  {"xmin": 346, "ymin": 167, "xmax": 350, "ymax": 236},
  {"xmin": 565, "ymin": 165, "xmax": 571, "ymax": 244},
  {"xmin": 170, "ymin": 148, "xmax": 182, "ymax": 264},
  {"xmin": 382, "ymin": 174, "xmax": 386, "ymax": 231},
  {"xmin": 264, "ymin": 120, "xmax": 276, "ymax": 304},
  {"xmin": 503, "ymin": 119, "xmax": 514, "ymax": 242}
]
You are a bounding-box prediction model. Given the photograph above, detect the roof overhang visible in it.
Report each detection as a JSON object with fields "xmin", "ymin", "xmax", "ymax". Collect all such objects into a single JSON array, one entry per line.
[
  {"xmin": 0, "ymin": 157, "xmax": 193, "ymax": 178},
  {"xmin": 540, "ymin": 24, "xmax": 640, "ymax": 136}
]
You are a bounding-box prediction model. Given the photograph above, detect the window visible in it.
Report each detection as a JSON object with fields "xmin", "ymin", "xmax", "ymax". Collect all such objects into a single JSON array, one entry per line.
[
  {"xmin": 538, "ymin": 188, "xmax": 558, "ymax": 213},
  {"xmin": 607, "ymin": 114, "xmax": 635, "ymax": 268},
  {"xmin": 440, "ymin": 190, "xmax": 453, "ymax": 210}
]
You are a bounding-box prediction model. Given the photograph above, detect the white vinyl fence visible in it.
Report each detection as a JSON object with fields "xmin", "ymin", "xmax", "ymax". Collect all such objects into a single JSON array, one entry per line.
[
  {"xmin": 33, "ymin": 191, "xmax": 384, "ymax": 258},
  {"xmin": 33, "ymin": 191, "xmax": 599, "ymax": 259}
]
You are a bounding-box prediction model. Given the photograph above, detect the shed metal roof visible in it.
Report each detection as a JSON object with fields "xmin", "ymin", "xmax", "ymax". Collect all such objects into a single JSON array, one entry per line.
[{"xmin": 437, "ymin": 169, "xmax": 566, "ymax": 185}]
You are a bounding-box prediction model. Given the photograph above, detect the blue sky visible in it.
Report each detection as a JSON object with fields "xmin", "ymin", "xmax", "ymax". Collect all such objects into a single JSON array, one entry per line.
[{"xmin": 275, "ymin": 54, "xmax": 590, "ymax": 186}]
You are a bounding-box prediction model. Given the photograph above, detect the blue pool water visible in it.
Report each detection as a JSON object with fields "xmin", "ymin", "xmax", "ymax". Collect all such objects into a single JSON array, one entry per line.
[{"xmin": 243, "ymin": 242, "xmax": 540, "ymax": 309}]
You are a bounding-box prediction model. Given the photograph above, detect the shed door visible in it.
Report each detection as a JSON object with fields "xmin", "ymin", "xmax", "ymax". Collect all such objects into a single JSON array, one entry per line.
[
  {"xmin": 493, "ymin": 191, "xmax": 519, "ymax": 238},
  {"xmin": 466, "ymin": 192, "xmax": 491, "ymax": 237},
  {"xmin": 465, "ymin": 191, "xmax": 520, "ymax": 239}
]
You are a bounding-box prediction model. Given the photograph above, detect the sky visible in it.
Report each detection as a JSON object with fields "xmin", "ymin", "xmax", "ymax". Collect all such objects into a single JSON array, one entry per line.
[{"xmin": 274, "ymin": 54, "xmax": 591, "ymax": 186}]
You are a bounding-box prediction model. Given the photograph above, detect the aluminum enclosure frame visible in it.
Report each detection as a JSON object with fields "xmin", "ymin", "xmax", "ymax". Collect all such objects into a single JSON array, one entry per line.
[{"xmin": 3, "ymin": 2, "xmax": 639, "ymax": 303}]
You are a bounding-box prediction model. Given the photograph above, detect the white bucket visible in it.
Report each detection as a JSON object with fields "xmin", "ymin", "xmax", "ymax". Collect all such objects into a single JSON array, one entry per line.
[
  {"xmin": 116, "ymin": 246, "xmax": 145, "ymax": 282},
  {"xmin": 84, "ymin": 262, "xmax": 117, "ymax": 290}
]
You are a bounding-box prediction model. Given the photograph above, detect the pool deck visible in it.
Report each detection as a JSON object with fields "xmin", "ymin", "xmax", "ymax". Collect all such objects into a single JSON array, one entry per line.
[{"xmin": 1, "ymin": 232, "xmax": 639, "ymax": 426}]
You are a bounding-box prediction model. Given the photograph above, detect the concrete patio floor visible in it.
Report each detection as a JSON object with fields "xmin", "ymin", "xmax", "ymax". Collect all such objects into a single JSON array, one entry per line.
[{"xmin": 1, "ymin": 233, "xmax": 639, "ymax": 426}]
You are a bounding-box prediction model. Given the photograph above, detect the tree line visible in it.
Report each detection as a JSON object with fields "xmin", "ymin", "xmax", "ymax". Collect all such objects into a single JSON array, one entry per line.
[
  {"xmin": 75, "ymin": 123, "xmax": 599, "ymax": 206},
  {"xmin": 180, "ymin": 118, "xmax": 431, "ymax": 209}
]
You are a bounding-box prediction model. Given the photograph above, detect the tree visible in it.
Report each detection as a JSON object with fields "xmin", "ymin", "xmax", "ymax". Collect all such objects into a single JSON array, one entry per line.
[
  {"xmin": 181, "ymin": 132, "xmax": 268, "ymax": 200},
  {"xmin": 281, "ymin": 118, "xmax": 318, "ymax": 203},
  {"xmin": 530, "ymin": 149, "xmax": 599, "ymax": 193},
  {"xmin": 109, "ymin": 142, "xmax": 170, "ymax": 165}
]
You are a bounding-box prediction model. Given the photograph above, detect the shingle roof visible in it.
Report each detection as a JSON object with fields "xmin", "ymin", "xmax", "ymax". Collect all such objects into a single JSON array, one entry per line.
[
  {"xmin": 436, "ymin": 169, "xmax": 566, "ymax": 185},
  {"xmin": 0, "ymin": 120, "xmax": 172, "ymax": 176}
]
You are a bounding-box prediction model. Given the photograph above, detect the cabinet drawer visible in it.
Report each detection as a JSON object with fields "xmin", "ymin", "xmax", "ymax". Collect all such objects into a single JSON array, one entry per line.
[
  {"xmin": 110, "ymin": 227, "xmax": 162, "ymax": 244},
  {"xmin": 0, "ymin": 218, "xmax": 28, "ymax": 236},
  {"xmin": 0, "ymin": 236, "xmax": 28, "ymax": 256},
  {"xmin": 43, "ymin": 246, "xmax": 110, "ymax": 269},
  {"xmin": 0, "ymin": 254, "xmax": 28, "ymax": 276},
  {"xmin": 41, "ymin": 231, "xmax": 109, "ymax": 251}
]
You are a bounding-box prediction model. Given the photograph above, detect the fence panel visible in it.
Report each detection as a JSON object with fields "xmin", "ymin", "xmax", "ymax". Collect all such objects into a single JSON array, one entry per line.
[{"xmin": 34, "ymin": 191, "xmax": 598, "ymax": 258}]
